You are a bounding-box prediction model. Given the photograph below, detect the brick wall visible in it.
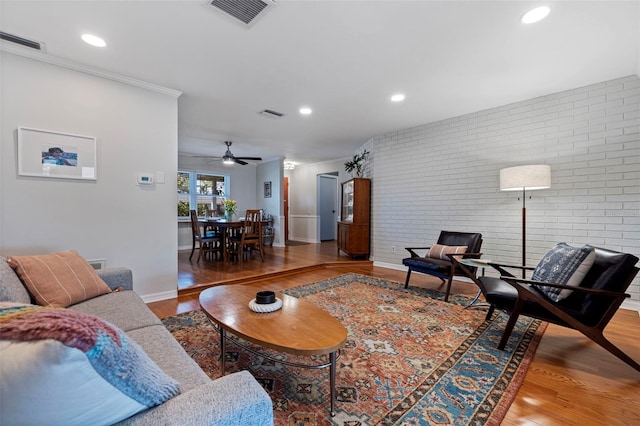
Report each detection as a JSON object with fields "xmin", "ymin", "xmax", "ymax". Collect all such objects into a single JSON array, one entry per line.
[{"xmin": 371, "ymin": 75, "xmax": 640, "ymax": 303}]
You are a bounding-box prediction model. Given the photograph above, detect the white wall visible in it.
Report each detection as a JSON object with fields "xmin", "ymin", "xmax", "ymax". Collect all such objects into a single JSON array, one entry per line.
[
  {"xmin": 1, "ymin": 52, "xmax": 180, "ymax": 301},
  {"xmin": 287, "ymin": 158, "xmax": 349, "ymax": 242},
  {"xmin": 256, "ymin": 159, "xmax": 284, "ymax": 246},
  {"xmin": 371, "ymin": 75, "xmax": 640, "ymax": 304}
]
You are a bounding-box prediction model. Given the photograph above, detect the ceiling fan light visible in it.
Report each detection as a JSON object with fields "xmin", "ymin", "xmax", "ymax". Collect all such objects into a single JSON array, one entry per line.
[{"xmin": 222, "ymin": 156, "xmax": 235, "ymax": 165}]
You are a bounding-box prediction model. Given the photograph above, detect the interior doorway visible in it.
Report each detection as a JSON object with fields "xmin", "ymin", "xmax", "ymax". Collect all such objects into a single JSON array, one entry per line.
[{"xmin": 318, "ymin": 174, "xmax": 338, "ymax": 241}]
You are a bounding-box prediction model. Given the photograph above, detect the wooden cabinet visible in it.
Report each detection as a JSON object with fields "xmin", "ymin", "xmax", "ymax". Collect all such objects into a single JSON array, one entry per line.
[{"xmin": 337, "ymin": 178, "xmax": 370, "ymax": 259}]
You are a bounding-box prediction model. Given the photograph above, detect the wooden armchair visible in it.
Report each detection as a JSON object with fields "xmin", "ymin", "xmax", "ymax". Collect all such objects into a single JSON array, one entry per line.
[
  {"xmin": 452, "ymin": 246, "xmax": 640, "ymax": 373},
  {"xmin": 402, "ymin": 231, "xmax": 483, "ymax": 302}
]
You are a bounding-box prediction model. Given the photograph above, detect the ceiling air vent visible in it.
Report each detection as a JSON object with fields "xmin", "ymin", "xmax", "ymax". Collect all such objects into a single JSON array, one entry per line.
[
  {"xmin": 259, "ymin": 109, "xmax": 284, "ymax": 119},
  {"xmin": 0, "ymin": 31, "xmax": 42, "ymax": 50},
  {"xmin": 208, "ymin": 0, "xmax": 276, "ymax": 27}
]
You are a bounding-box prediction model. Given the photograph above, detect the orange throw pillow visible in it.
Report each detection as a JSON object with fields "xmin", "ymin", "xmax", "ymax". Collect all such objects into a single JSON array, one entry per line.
[
  {"xmin": 426, "ymin": 244, "xmax": 468, "ymax": 260},
  {"xmin": 7, "ymin": 250, "xmax": 111, "ymax": 307}
]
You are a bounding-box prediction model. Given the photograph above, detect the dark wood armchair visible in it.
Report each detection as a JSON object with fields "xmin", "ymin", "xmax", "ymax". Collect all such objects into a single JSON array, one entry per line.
[
  {"xmin": 452, "ymin": 246, "xmax": 640, "ymax": 373},
  {"xmin": 402, "ymin": 231, "xmax": 483, "ymax": 302}
]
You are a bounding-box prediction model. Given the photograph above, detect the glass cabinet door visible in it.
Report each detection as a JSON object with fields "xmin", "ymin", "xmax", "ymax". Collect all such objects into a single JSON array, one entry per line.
[{"xmin": 342, "ymin": 180, "xmax": 354, "ymax": 222}]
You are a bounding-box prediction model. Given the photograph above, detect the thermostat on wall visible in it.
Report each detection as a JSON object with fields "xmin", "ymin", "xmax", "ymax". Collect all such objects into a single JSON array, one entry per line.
[{"xmin": 137, "ymin": 173, "xmax": 155, "ymax": 185}]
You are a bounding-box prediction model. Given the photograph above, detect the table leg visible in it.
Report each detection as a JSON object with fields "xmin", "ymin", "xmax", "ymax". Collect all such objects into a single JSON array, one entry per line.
[
  {"xmin": 464, "ymin": 289, "xmax": 483, "ymax": 308},
  {"xmin": 220, "ymin": 327, "xmax": 226, "ymax": 376},
  {"xmin": 464, "ymin": 266, "xmax": 486, "ymax": 309},
  {"xmin": 221, "ymin": 229, "xmax": 227, "ymax": 262},
  {"xmin": 329, "ymin": 351, "xmax": 337, "ymax": 416}
]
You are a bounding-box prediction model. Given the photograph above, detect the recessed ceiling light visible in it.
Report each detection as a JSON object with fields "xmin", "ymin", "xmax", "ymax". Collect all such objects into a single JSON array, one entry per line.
[
  {"xmin": 521, "ymin": 6, "xmax": 550, "ymax": 24},
  {"xmin": 299, "ymin": 107, "xmax": 312, "ymax": 115},
  {"xmin": 391, "ymin": 94, "xmax": 406, "ymax": 102},
  {"xmin": 81, "ymin": 34, "xmax": 106, "ymax": 47}
]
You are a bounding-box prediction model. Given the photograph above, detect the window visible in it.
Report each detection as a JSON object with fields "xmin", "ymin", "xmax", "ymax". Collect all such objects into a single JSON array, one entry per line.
[{"xmin": 177, "ymin": 171, "xmax": 228, "ymax": 218}]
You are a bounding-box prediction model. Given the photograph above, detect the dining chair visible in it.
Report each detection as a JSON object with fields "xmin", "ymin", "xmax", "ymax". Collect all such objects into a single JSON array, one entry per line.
[
  {"xmin": 189, "ymin": 210, "xmax": 222, "ymax": 262},
  {"xmin": 227, "ymin": 209, "xmax": 264, "ymax": 262}
]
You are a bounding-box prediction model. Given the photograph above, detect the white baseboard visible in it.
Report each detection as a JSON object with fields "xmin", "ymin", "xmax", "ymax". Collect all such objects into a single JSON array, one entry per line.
[
  {"xmin": 621, "ymin": 299, "xmax": 640, "ymax": 313},
  {"xmin": 288, "ymin": 237, "xmax": 319, "ymax": 243},
  {"xmin": 142, "ymin": 290, "xmax": 177, "ymax": 303},
  {"xmin": 373, "ymin": 261, "xmax": 405, "ymax": 271},
  {"xmin": 375, "ymin": 262, "xmax": 639, "ymax": 311}
]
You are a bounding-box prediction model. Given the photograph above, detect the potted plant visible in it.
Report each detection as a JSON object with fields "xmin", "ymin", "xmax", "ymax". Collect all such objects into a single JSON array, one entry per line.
[{"xmin": 344, "ymin": 150, "xmax": 369, "ymax": 178}]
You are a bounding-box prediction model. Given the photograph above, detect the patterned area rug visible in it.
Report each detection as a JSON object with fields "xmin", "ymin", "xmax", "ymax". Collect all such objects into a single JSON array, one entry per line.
[{"xmin": 163, "ymin": 273, "xmax": 546, "ymax": 425}]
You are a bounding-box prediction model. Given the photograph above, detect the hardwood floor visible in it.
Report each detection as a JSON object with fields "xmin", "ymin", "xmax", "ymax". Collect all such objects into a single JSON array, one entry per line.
[
  {"xmin": 177, "ymin": 240, "xmax": 366, "ymax": 293},
  {"xmin": 149, "ymin": 242, "xmax": 640, "ymax": 425}
]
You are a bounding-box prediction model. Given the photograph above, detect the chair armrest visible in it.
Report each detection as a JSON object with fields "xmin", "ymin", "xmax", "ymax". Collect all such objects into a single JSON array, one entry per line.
[
  {"xmin": 405, "ymin": 247, "xmax": 431, "ymax": 257},
  {"xmin": 488, "ymin": 262, "xmax": 536, "ymax": 271},
  {"xmin": 97, "ymin": 267, "xmax": 133, "ymax": 292},
  {"xmin": 486, "ymin": 262, "xmax": 535, "ymax": 278},
  {"xmin": 119, "ymin": 371, "xmax": 273, "ymax": 426},
  {"xmin": 501, "ymin": 276, "xmax": 630, "ymax": 300},
  {"xmin": 494, "ymin": 275, "xmax": 631, "ymax": 332},
  {"xmin": 446, "ymin": 252, "xmax": 483, "ymax": 262}
]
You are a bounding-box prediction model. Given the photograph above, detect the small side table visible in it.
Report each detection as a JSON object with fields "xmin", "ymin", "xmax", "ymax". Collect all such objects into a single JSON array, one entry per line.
[{"xmin": 458, "ymin": 258, "xmax": 490, "ymax": 309}]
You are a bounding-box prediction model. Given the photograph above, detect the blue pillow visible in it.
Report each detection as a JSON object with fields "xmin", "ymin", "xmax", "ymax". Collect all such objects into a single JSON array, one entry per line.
[
  {"xmin": 531, "ymin": 243, "xmax": 596, "ymax": 302},
  {"xmin": 0, "ymin": 303, "xmax": 180, "ymax": 425}
]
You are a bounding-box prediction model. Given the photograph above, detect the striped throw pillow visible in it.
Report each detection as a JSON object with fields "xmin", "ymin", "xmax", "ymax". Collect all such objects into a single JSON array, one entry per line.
[
  {"xmin": 426, "ymin": 244, "xmax": 468, "ymax": 260},
  {"xmin": 7, "ymin": 250, "xmax": 111, "ymax": 307}
]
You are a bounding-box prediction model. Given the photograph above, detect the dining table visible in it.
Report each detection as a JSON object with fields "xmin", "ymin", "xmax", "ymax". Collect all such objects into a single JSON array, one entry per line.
[{"xmin": 199, "ymin": 218, "xmax": 268, "ymax": 262}]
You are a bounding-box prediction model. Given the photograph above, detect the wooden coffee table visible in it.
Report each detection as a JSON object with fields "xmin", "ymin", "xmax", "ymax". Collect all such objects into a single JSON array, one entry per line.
[{"xmin": 199, "ymin": 284, "xmax": 348, "ymax": 416}]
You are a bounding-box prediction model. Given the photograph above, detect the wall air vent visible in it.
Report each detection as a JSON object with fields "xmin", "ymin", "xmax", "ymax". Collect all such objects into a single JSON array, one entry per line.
[
  {"xmin": 259, "ymin": 109, "xmax": 285, "ymax": 119},
  {"xmin": 0, "ymin": 31, "xmax": 42, "ymax": 50},
  {"xmin": 208, "ymin": 0, "xmax": 276, "ymax": 27}
]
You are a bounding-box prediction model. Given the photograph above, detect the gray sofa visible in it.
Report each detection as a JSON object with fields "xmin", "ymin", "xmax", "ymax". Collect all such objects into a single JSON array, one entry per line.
[{"xmin": 0, "ymin": 257, "xmax": 274, "ymax": 425}]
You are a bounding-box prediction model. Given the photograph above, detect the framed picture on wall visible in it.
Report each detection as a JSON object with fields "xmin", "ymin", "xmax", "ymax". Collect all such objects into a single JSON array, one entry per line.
[
  {"xmin": 264, "ymin": 181, "xmax": 272, "ymax": 198},
  {"xmin": 17, "ymin": 127, "xmax": 97, "ymax": 180}
]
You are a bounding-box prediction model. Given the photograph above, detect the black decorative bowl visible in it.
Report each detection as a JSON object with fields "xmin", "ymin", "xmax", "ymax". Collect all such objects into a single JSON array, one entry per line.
[{"xmin": 255, "ymin": 291, "xmax": 276, "ymax": 305}]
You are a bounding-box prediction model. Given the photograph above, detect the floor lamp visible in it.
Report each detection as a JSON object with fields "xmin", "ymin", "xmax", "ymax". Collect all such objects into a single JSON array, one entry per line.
[{"xmin": 499, "ymin": 165, "xmax": 551, "ymax": 277}]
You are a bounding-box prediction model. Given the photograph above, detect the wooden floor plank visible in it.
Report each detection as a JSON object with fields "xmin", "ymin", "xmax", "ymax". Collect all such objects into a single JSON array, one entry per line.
[{"xmin": 147, "ymin": 241, "xmax": 640, "ymax": 425}]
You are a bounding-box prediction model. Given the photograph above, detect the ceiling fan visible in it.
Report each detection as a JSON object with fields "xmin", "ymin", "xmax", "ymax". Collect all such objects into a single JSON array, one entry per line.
[{"xmin": 194, "ymin": 141, "xmax": 262, "ymax": 165}]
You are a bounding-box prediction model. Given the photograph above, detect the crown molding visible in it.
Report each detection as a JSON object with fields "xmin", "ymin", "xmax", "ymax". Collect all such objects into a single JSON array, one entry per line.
[{"xmin": 1, "ymin": 42, "xmax": 182, "ymax": 98}]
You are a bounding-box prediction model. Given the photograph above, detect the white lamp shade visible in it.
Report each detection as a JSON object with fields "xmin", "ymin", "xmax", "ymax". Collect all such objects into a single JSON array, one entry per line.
[{"xmin": 500, "ymin": 165, "xmax": 551, "ymax": 191}]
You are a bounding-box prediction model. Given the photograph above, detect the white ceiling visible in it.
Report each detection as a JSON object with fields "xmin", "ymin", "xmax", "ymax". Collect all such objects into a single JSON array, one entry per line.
[{"xmin": 1, "ymin": 1, "xmax": 638, "ymax": 165}]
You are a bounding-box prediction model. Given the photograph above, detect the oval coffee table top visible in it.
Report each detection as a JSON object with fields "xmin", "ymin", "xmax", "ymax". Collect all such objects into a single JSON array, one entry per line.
[{"xmin": 199, "ymin": 284, "xmax": 347, "ymax": 356}]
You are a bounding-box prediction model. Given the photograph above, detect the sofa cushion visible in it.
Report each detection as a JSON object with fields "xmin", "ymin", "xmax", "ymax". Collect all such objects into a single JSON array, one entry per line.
[
  {"xmin": 126, "ymin": 325, "xmax": 210, "ymax": 393},
  {"xmin": 70, "ymin": 290, "xmax": 162, "ymax": 332},
  {"xmin": 425, "ymin": 244, "xmax": 468, "ymax": 260},
  {"xmin": 531, "ymin": 243, "xmax": 596, "ymax": 302},
  {"xmin": 0, "ymin": 257, "xmax": 31, "ymax": 304},
  {"xmin": 7, "ymin": 250, "xmax": 111, "ymax": 307},
  {"xmin": 0, "ymin": 303, "xmax": 180, "ymax": 425}
]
